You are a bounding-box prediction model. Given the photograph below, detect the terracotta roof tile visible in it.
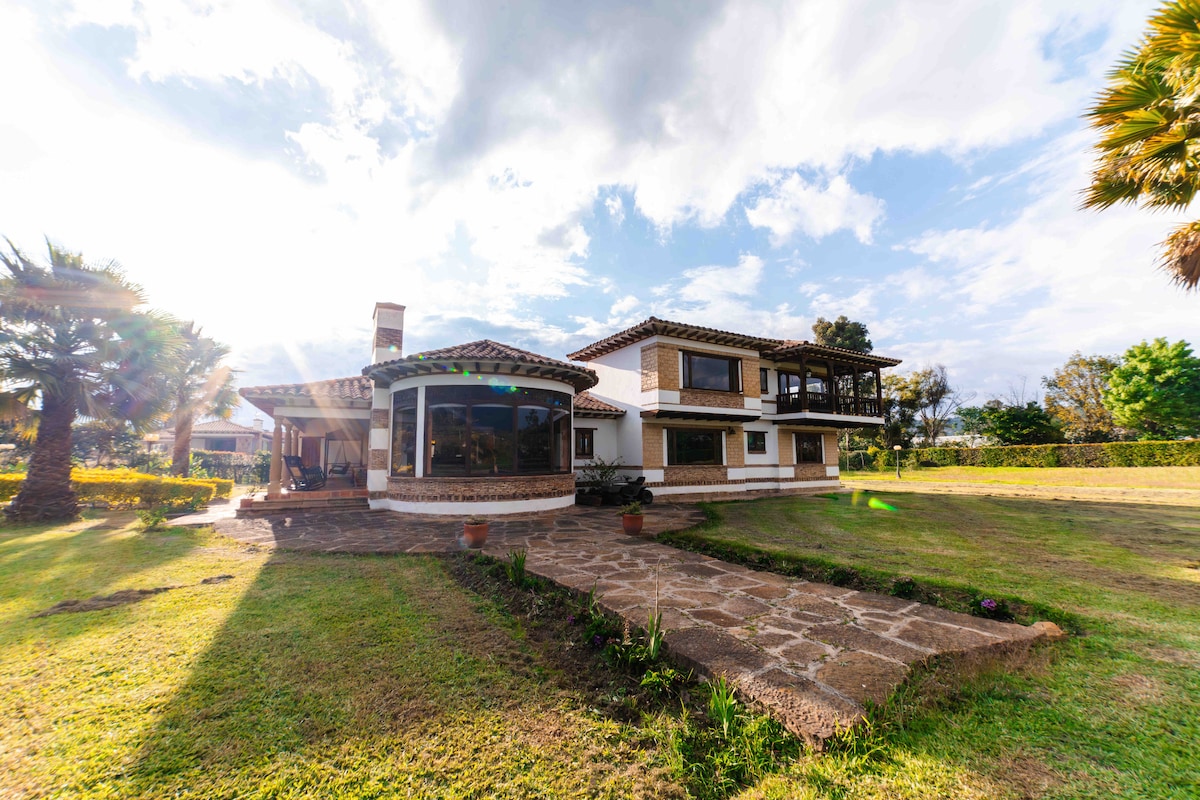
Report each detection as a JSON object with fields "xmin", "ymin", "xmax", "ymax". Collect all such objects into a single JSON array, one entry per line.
[
  {"xmin": 568, "ymin": 317, "xmax": 785, "ymax": 360},
  {"xmin": 376, "ymin": 339, "xmax": 583, "ymax": 372},
  {"xmin": 240, "ymin": 376, "xmax": 372, "ymax": 402},
  {"xmin": 366, "ymin": 339, "xmax": 598, "ymax": 392},
  {"xmin": 573, "ymin": 391, "xmax": 625, "ymax": 416}
]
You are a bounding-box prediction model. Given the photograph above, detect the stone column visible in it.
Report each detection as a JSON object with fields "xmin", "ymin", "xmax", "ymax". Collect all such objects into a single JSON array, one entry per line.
[{"xmin": 268, "ymin": 417, "xmax": 283, "ymax": 494}]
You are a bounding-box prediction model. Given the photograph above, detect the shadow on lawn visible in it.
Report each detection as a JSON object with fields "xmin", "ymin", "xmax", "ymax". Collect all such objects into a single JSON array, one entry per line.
[
  {"xmin": 0, "ymin": 517, "xmax": 202, "ymax": 634},
  {"xmin": 119, "ymin": 541, "xmax": 548, "ymax": 796}
]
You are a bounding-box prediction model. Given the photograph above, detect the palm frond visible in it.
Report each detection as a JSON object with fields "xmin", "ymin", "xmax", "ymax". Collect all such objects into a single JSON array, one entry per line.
[{"xmin": 1160, "ymin": 219, "xmax": 1200, "ymax": 288}]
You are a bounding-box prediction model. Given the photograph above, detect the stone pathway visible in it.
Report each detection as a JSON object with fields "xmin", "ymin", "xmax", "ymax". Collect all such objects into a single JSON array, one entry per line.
[{"xmin": 201, "ymin": 504, "xmax": 1048, "ymax": 743}]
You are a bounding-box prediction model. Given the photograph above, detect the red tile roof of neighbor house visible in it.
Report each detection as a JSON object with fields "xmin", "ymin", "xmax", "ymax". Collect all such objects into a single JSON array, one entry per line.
[
  {"xmin": 152, "ymin": 419, "xmax": 267, "ymax": 438},
  {"xmin": 365, "ymin": 339, "xmax": 599, "ymax": 392},
  {"xmin": 240, "ymin": 376, "xmax": 373, "ymax": 402},
  {"xmin": 567, "ymin": 316, "xmax": 901, "ymax": 367}
]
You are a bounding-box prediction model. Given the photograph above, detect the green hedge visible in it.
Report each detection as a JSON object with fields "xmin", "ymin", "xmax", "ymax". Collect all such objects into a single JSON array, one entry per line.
[
  {"xmin": 0, "ymin": 468, "xmax": 219, "ymax": 509},
  {"xmin": 871, "ymin": 440, "xmax": 1200, "ymax": 470}
]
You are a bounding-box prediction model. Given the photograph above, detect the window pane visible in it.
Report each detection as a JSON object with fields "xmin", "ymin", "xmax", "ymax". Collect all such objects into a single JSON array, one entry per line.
[
  {"xmin": 429, "ymin": 404, "xmax": 468, "ymax": 475},
  {"xmin": 669, "ymin": 429, "xmax": 721, "ymax": 465},
  {"xmin": 470, "ymin": 404, "xmax": 514, "ymax": 474},
  {"xmin": 747, "ymin": 431, "xmax": 766, "ymax": 453},
  {"xmin": 517, "ymin": 406, "xmax": 551, "ymax": 473},
  {"xmin": 391, "ymin": 390, "xmax": 418, "ymax": 476},
  {"xmin": 575, "ymin": 428, "xmax": 594, "ymax": 458},
  {"xmin": 796, "ymin": 433, "xmax": 822, "ymax": 463},
  {"xmin": 759, "ymin": 368, "xmax": 768, "ymax": 393},
  {"xmin": 685, "ymin": 353, "xmax": 736, "ymax": 391}
]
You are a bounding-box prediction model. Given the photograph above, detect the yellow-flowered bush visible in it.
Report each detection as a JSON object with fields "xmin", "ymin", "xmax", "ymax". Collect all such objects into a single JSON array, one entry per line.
[{"xmin": 0, "ymin": 468, "xmax": 220, "ymax": 509}]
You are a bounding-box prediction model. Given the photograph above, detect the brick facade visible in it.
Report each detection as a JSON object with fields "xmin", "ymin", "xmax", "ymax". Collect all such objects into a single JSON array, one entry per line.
[
  {"xmin": 679, "ymin": 388, "xmax": 745, "ymax": 408},
  {"xmin": 374, "ymin": 326, "xmax": 404, "ymax": 350},
  {"xmin": 642, "ymin": 423, "xmax": 664, "ymax": 468},
  {"xmin": 368, "ymin": 448, "xmax": 388, "ymax": 470},
  {"xmin": 370, "ymin": 408, "xmax": 389, "ymax": 429},
  {"xmin": 793, "ymin": 463, "xmax": 827, "ymax": 481},
  {"xmin": 640, "ymin": 345, "xmax": 657, "ymax": 391},
  {"xmin": 725, "ymin": 428, "xmax": 744, "ymax": 468},
  {"xmin": 386, "ymin": 473, "xmax": 575, "ymax": 502},
  {"xmin": 824, "ymin": 432, "xmax": 838, "ymax": 466},
  {"xmin": 662, "ymin": 465, "xmax": 733, "ymax": 486},
  {"xmin": 778, "ymin": 428, "xmax": 795, "ymax": 466}
]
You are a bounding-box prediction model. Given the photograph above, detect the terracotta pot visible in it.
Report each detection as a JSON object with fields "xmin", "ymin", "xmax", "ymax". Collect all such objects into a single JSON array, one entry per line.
[
  {"xmin": 463, "ymin": 522, "xmax": 489, "ymax": 548},
  {"xmin": 621, "ymin": 514, "xmax": 644, "ymax": 536}
]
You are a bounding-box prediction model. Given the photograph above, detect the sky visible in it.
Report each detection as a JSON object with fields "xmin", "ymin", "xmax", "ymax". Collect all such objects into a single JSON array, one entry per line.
[{"xmin": 1, "ymin": 0, "xmax": 1196, "ymax": 423}]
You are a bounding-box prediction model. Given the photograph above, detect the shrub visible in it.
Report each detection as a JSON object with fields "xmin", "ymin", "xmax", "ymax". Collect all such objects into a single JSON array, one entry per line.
[
  {"xmin": 0, "ymin": 469, "xmax": 216, "ymax": 509},
  {"xmin": 889, "ymin": 440, "xmax": 1200, "ymax": 469}
]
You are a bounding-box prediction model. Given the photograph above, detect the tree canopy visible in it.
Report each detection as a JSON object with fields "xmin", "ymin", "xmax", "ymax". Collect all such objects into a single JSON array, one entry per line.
[
  {"xmin": 0, "ymin": 239, "xmax": 180, "ymax": 522},
  {"xmin": 1102, "ymin": 338, "xmax": 1200, "ymax": 439},
  {"xmin": 811, "ymin": 316, "xmax": 872, "ymax": 352},
  {"xmin": 1042, "ymin": 352, "xmax": 1120, "ymax": 442},
  {"xmin": 167, "ymin": 322, "xmax": 239, "ymax": 477},
  {"xmin": 960, "ymin": 401, "xmax": 1065, "ymax": 446},
  {"xmin": 1084, "ymin": 0, "xmax": 1200, "ymax": 290}
]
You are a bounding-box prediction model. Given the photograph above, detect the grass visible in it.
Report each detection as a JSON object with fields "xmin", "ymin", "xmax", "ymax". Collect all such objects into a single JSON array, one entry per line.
[
  {"xmin": 665, "ymin": 491, "xmax": 1200, "ymax": 799},
  {"xmin": 4, "ymin": 495, "xmax": 1198, "ymax": 799},
  {"xmin": 0, "ymin": 515, "xmax": 682, "ymax": 798},
  {"xmin": 845, "ymin": 464, "xmax": 1200, "ymax": 489}
]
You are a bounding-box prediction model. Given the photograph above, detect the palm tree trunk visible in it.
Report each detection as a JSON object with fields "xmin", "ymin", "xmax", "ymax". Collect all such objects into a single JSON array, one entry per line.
[
  {"xmin": 5, "ymin": 393, "xmax": 78, "ymax": 523},
  {"xmin": 171, "ymin": 413, "xmax": 194, "ymax": 477}
]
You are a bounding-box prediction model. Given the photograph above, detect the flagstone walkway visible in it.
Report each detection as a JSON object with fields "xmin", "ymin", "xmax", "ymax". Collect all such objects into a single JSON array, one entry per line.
[{"xmin": 204, "ymin": 504, "xmax": 1048, "ymax": 744}]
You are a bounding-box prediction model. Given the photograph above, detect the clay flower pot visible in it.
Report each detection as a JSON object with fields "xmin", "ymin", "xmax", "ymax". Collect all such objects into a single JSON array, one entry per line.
[
  {"xmin": 463, "ymin": 520, "xmax": 489, "ymax": 549},
  {"xmin": 621, "ymin": 514, "xmax": 644, "ymax": 536}
]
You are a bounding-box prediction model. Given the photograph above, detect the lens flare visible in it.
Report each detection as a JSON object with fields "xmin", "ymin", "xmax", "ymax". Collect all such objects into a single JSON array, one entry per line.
[{"xmin": 867, "ymin": 497, "xmax": 897, "ymax": 511}]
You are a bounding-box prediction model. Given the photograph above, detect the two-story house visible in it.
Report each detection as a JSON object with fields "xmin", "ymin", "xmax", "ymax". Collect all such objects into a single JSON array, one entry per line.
[
  {"xmin": 239, "ymin": 304, "xmax": 900, "ymax": 515},
  {"xmin": 568, "ymin": 317, "xmax": 900, "ymax": 499}
]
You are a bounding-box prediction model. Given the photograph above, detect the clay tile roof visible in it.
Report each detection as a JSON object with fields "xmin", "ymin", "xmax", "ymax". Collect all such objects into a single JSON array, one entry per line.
[
  {"xmin": 573, "ymin": 391, "xmax": 625, "ymax": 417},
  {"xmin": 190, "ymin": 419, "xmax": 260, "ymax": 434},
  {"xmin": 764, "ymin": 340, "xmax": 902, "ymax": 367},
  {"xmin": 567, "ymin": 316, "xmax": 785, "ymax": 360},
  {"xmin": 366, "ymin": 339, "xmax": 598, "ymax": 392},
  {"xmin": 239, "ymin": 376, "xmax": 373, "ymax": 402}
]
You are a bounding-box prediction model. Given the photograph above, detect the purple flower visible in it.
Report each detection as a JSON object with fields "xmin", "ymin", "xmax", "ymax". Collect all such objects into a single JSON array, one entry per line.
[
  {"xmin": 567, "ymin": 614, "xmax": 576, "ymax": 625},
  {"xmin": 981, "ymin": 599, "xmax": 997, "ymax": 611},
  {"xmin": 593, "ymin": 634, "xmax": 605, "ymax": 647}
]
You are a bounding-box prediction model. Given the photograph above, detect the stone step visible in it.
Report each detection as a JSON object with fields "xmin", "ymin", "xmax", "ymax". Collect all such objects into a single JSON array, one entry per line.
[{"xmin": 236, "ymin": 497, "xmax": 370, "ymax": 516}]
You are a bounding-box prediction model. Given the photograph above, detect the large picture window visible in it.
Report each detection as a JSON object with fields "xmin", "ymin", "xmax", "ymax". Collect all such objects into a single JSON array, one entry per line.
[
  {"xmin": 667, "ymin": 428, "xmax": 723, "ymax": 465},
  {"xmin": 682, "ymin": 352, "xmax": 741, "ymax": 393},
  {"xmin": 391, "ymin": 389, "xmax": 418, "ymax": 476},
  {"xmin": 796, "ymin": 432, "xmax": 823, "ymax": 463},
  {"xmin": 424, "ymin": 385, "xmax": 571, "ymax": 476}
]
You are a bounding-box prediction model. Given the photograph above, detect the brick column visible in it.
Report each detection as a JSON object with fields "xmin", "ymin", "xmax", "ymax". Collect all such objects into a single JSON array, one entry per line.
[
  {"xmin": 367, "ymin": 384, "xmax": 392, "ymax": 495},
  {"xmin": 268, "ymin": 417, "xmax": 283, "ymax": 494}
]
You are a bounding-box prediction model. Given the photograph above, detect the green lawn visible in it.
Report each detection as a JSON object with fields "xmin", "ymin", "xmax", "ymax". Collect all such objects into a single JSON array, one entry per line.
[
  {"xmin": 669, "ymin": 492, "xmax": 1200, "ymax": 799},
  {"xmin": 845, "ymin": 464, "xmax": 1200, "ymax": 489},
  {"xmin": 4, "ymin": 499, "xmax": 1198, "ymax": 799},
  {"xmin": 0, "ymin": 516, "xmax": 680, "ymax": 799}
]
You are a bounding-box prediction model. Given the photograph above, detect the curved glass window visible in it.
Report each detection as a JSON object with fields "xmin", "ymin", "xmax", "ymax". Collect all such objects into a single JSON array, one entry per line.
[
  {"xmin": 391, "ymin": 389, "xmax": 418, "ymax": 476},
  {"xmin": 423, "ymin": 385, "xmax": 573, "ymax": 476}
]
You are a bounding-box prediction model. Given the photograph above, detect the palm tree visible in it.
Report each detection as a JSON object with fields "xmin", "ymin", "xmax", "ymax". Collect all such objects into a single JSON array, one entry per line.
[
  {"xmin": 0, "ymin": 239, "xmax": 178, "ymax": 522},
  {"xmin": 1084, "ymin": 0, "xmax": 1200, "ymax": 290},
  {"xmin": 168, "ymin": 323, "xmax": 239, "ymax": 477}
]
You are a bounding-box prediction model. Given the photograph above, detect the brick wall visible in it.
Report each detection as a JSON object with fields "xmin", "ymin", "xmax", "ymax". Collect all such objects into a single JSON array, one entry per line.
[
  {"xmin": 370, "ymin": 408, "xmax": 389, "ymax": 429},
  {"xmin": 679, "ymin": 388, "xmax": 745, "ymax": 408},
  {"xmin": 742, "ymin": 354, "xmax": 760, "ymax": 395},
  {"xmin": 640, "ymin": 345, "xmax": 657, "ymax": 391},
  {"xmin": 662, "ymin": 465, "xmax": 733, "ymax": 486},
  {"xmin": 824, "ymin": 432, "xmax": 838, "ymax": 466},
  {"xmin": 793, "ymin": 463, "xmax": 827, "ymax": 481},
  {"xmin": 385, "ymin": 473, "xmax": 575, "ymax": 502},
  {"xmin": 369, "ymin": 449, "xmax": 388, "ymax": 470},
  {"xmin": 374, "ymin": 327, "xmax": 404, "ymax": 351},
  {"xmin": 642, "ymin": 422, "xmax": 664, "ymax": 468},
  {"xmin": 725, "ymin": 428, "xmax": 744, "ymax": 467},
  {"xmin": 778, "ymin": 428, "xmax": 794, "ymax": 466}
]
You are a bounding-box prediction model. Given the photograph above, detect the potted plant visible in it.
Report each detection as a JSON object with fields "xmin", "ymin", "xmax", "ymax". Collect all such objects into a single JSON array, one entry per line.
[
  {"xmin": 462, "ymin": 516, "xmax": 489, "ymax": 548},
  {"xmin": 620, "ymin": 501, "xmax": 644, "ymax": 536}
]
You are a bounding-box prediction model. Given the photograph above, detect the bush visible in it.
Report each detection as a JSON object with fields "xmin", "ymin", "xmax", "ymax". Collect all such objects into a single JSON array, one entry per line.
[
  {"xmin": 0, "ymin": 468, "xmax": 217, "ymax": 509},
  {"xmin": 890, "ymin": 440, "xmax": 1200, "ymax": 469}
]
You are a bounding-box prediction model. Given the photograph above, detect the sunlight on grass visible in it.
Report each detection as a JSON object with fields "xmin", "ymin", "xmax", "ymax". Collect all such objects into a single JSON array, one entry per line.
[{"xmin": 846, "ymin": 465, "xmax": 1200, "ymax": 490}]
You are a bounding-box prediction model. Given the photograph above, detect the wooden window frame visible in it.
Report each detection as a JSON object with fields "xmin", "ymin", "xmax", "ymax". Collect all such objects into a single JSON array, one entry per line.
[
  {"xmin": 681, "ymin": 351, "xmax": 742, "ymax": 393},
  {"xmin": 575, "ymin": 427, "xmax": 595, "ymax": 458},
  {"xmin": 746, "ymin": 430, "xmax": 767, "ymax": 454}
]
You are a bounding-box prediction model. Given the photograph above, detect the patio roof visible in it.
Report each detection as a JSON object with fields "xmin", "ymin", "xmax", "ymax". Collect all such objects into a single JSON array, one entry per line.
[
  {"xmin": 572, "ymin": 391, "xmax": 626, "ymax": 418},
  {"xmin": 239, "ymin": 376, "xmax": 373, "ymax": 417},
  {"xmin": 765, "ymin": 341, "xmax": 902, "ymax": 368}
]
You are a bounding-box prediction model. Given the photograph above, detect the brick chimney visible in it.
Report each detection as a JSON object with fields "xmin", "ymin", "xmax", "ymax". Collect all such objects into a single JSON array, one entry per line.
[{"xmin": 372, "ymin": 302, "xmax": 406, "ymax": 364}]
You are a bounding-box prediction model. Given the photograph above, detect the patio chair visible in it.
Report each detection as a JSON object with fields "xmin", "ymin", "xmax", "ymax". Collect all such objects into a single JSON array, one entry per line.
[{"xmin": 283, "ymin": 455, "xmax": 326, "ymax": 491}]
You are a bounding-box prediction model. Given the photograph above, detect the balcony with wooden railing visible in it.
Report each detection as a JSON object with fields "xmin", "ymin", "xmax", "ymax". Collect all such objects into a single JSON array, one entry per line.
[{"xmin": 774, "ymin": 391, "xmax": 882, "ymax": 418}]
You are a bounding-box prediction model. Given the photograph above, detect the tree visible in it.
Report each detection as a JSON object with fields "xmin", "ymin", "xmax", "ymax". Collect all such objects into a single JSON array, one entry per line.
[
  {"xmin": 889, "ymin": 365, "xmax": 972, "ymax": 446},
  {"xmin": 1102, "ymin": 338, "xmax": 1200, "ymax": 438},
  {"xmin": 978, "ymin": 402, "xmax": 1065, "ymax": 445},
  {"xmin": 1083, "ymin": 1, "xmax": 1200, "ymax": 290},
  {"xmin": 167, "ymin": 322, "xmax": 239, "ymax": 477},
  {"xmin": 1042, "ymin": 352, "xmax": 1120, "ymax": 442},
  {"xmin": 811, "ymin": 316, "xmax": 872, "ymax": 352},
  {"xmin": 0, "ymin": 239, "xmax": 178, "ymax": 522}
]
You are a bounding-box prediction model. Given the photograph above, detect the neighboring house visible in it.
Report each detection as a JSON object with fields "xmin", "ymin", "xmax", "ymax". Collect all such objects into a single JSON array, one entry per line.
[
  {"xmin": 239, "ymin": 303, "xmax": 901, "ymax": 515},
  {"xmin": 144, "ymin": 418, "xmax": 273, "ymax": 455}
]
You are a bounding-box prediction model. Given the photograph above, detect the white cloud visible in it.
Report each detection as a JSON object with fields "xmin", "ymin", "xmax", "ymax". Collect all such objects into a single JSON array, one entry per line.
[
  {"xmin": 604, "ymin": 195, "xmax": 625, "ymax": 225},
  {"xmin": 746, "ymin": 173, "xmax": 884, "ymax": 245}
]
